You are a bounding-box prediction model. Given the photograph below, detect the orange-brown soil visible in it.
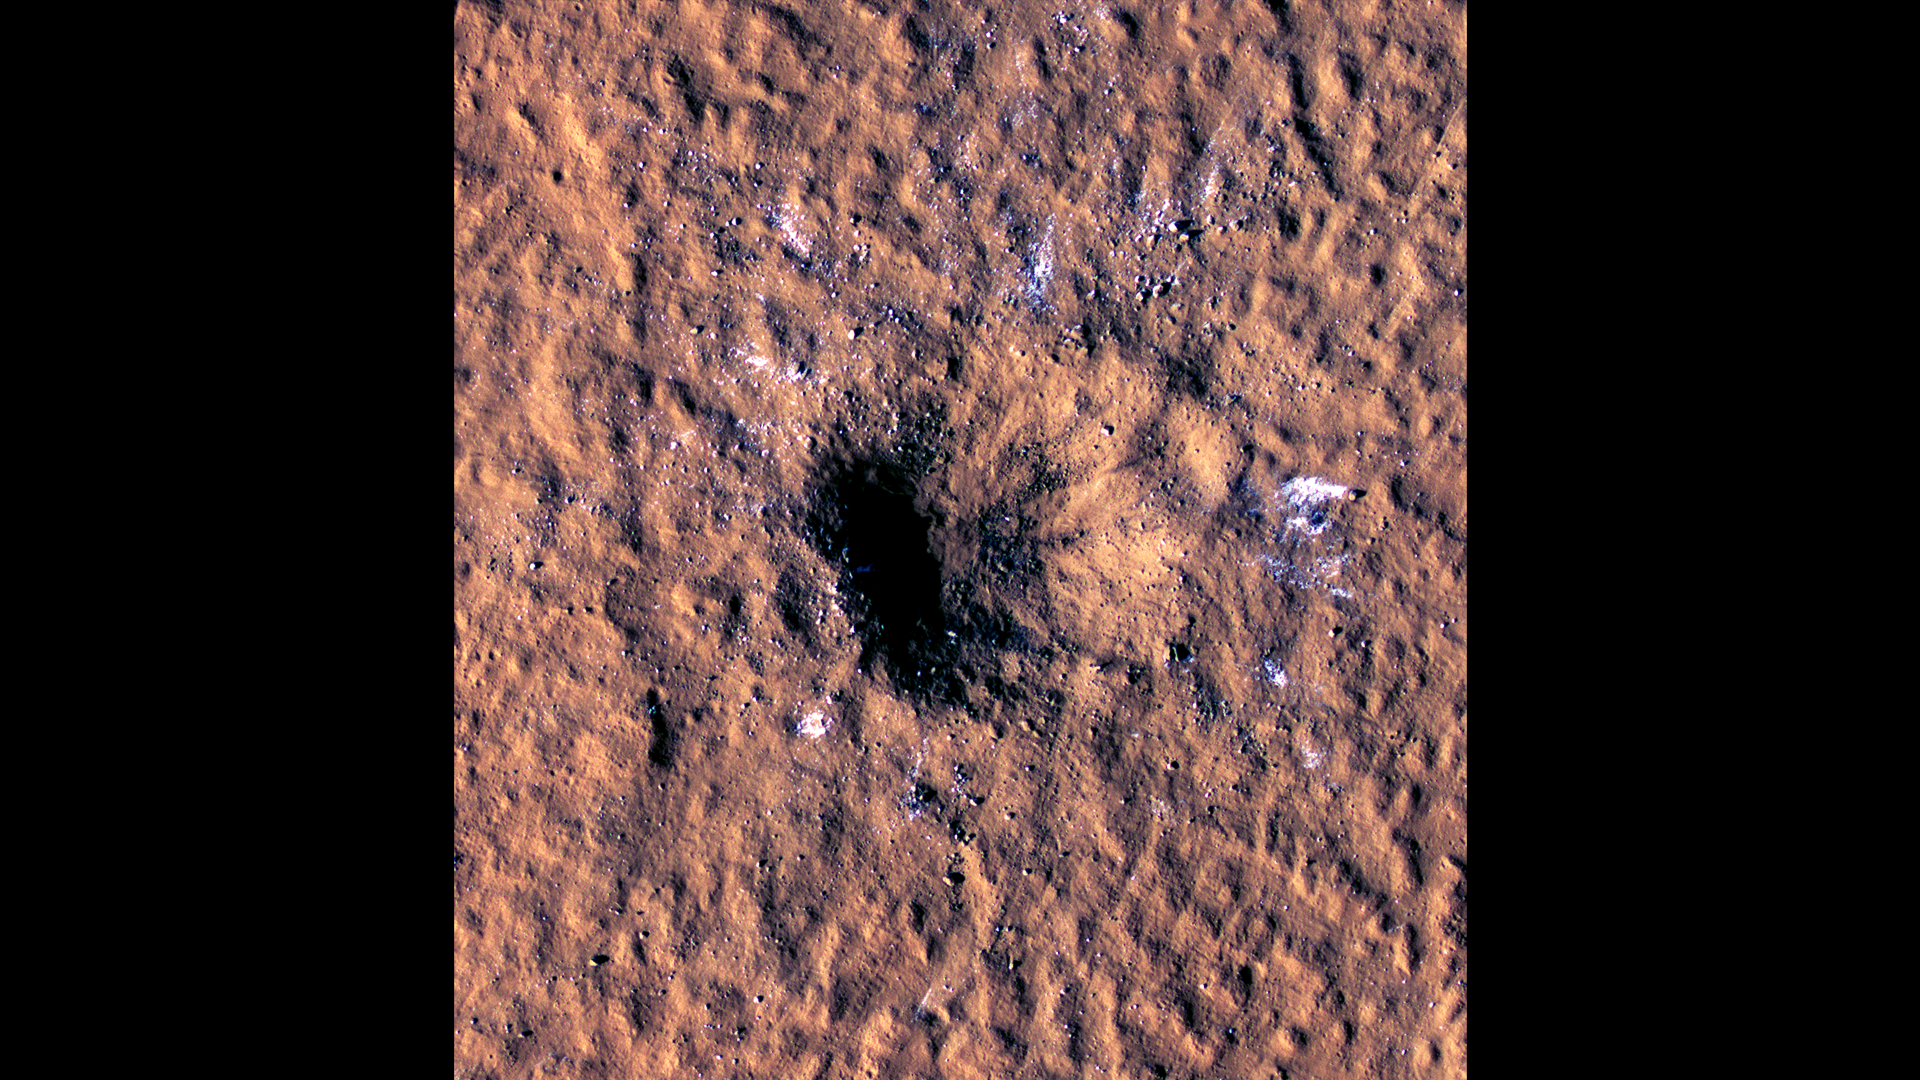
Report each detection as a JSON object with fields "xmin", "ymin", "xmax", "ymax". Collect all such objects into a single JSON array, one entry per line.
[{"xmin": 455, "ymin": 1, "xmax": 1465, "ymax": 1076}]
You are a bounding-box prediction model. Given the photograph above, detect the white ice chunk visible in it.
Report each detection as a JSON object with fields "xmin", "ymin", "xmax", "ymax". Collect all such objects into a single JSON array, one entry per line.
[{"xmin": 1279, "ymin": 476, "xmax": 1349, "ymax": 535}]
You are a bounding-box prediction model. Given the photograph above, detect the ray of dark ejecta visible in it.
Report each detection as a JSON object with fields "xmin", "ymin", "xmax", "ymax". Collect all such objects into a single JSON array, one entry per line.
[
  {"xmin": 795, "ymin": 22, "xmax": 1264, "ymax": 704},
  {"xmin": 795, "ymin": 6, "xmax": 1414, "ymax": 709}
]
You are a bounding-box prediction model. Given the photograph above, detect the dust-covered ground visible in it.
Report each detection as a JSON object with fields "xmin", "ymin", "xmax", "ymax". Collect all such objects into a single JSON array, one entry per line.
[{"xmin": 454, "ymin": 1, "xmax": 1465, "ymax": 1076}]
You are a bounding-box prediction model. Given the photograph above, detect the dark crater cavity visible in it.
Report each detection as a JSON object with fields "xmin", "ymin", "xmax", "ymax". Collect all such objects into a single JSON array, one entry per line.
[{"xmin": 808, "ymin": 458, "xmax": 956, "ymax": 700}]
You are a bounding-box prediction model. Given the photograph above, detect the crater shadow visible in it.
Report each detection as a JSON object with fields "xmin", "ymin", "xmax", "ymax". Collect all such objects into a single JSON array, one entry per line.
[{"xmin": 807, "ymin": 459, "xmax": 957, "ymax": 701}]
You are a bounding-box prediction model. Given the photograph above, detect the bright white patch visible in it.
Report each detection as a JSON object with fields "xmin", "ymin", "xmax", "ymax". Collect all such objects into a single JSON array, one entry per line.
[
  {"xmin": 1262, "ymin": 659, "xmax": 1289, "ymax": 688},
  {"xmin": 1280, "ymin": 476, "xmax": 1350, "ymax": 535},
  {"xmin": 1024, "ymin": 219, "xmax": 1056, "ymax": 306},
  {"xmin": 1297, "ymin": 738, "xmax": 1325, "ymax": 770},
  {"xmin": 1281, "ymin": 476, "xmax": 1350, "ymax": 505},
  {"xmin": 795, "ymin": 712, "xmax": 830, "ymax": 739},
  {"xmin": 776, "ymin": 202, "xmax": 810, "ymax": 258}
]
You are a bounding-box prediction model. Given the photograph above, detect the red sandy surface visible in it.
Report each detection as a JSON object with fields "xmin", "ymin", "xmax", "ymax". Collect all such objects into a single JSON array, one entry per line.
[{"xmin": 455, "ymin": 2, "xmax": 1465, "ymax": 1076}]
